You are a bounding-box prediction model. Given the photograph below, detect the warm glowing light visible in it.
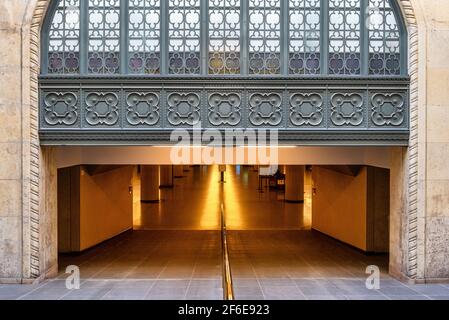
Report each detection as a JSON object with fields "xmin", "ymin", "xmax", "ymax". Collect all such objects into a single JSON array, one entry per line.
[
  {"xmin": 200, "ymin": 165, "xmax": 221, "ymax": 229},
  {"xmin": 223, "ymin": 165, "xmax": 243, "ymax": 229}
]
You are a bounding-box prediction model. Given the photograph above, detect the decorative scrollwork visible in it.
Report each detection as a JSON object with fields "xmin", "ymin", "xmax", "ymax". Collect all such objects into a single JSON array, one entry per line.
[
  {"xmin": 208, "ymin": 92, "xmax": 241, "ymax": 126},
  {"xmin": 371, "ymin": 93, "xmax": 404, "ymax": 126},
  {"xmin": 128, "ymin": 0, "xmax": 161, "ymax": 74},
  {"xmin": 85, "ymin": 92, "xmax": 119, "ymax": 125},
  {"xmin": 45, "ymin": 0, "xmax": 405, "ymax": 77},
  {"xmin": 167, "ymin": 92, "xmax": 201, "ymax": 126},
  {"xmin": 249, "ymin": 0, "xmax": 281, "ymax": 75},
  {"xmin": 48, "ymin": 0, "xmax": 80, "ymax": 74},
  {"xmin": 330, "ymin": 93, "xmax": 364, "ymax": 126},
  {"xmin": 289, "ymin": 93, "xmax": 323, "ymax": 126},
  {"xmin": 43, "ymin": 92, "xmax": 78, "ymax": 125},
  {"xmin": 329, "ymin": 0, "xmax": 361, "ymax": 75},
  {"xmin": 126, "ymin": 92, "xmax": 160, "ymax": 126},
  {"xmin": 168, "ymin": 0, "xmax": 201, "ymax": 74},
  {"xmin": 209, "ymin": 0, "xmax": 241, "ymax": 75},
  {"xmin": 249, "ymin": 92, "xmax": 282, "ymax": 126},
  {"xmin": 289, "ymin": 0, "xmax": 321, "ymax": 75},
  {"xmin": 87, "ymin": 0, "xmax": 121, "ymax": 74},
  {"xmin": 368, "ymin": 0, "xmax": 401, "ymax": 75}
]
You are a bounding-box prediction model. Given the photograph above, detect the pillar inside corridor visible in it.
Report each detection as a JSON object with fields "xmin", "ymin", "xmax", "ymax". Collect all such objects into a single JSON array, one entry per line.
[
  {"xmin": 173, "ymin": 165, "xmax": 184, "ymax": 178},
  {"xmin": 159, "ymin": 165, "xmax": 174, "ymax": 188},
  {"xmin": 285, "ymin": 165, "xmax": 305, "ymax": 203},
  {"xmin": 140, "ymin": 165, "xmax": 160, "ymax": 202}
]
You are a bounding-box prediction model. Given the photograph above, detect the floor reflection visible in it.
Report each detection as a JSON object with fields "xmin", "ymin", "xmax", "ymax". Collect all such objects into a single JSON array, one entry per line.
[{"xmin": 133, "ymin": 165, "xmax": 310, "ymax": 231}]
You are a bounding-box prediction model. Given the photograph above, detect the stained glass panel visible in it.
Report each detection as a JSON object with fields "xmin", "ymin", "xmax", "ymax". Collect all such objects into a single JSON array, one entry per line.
[
  {"xmin": 288, "ymin": 0, "xmax": 320, "ymax": 75},
  {"xmin": 368, "ymin": 0, "xmax": 400, "ymax": 75},
  {"xmin": 249, "ymin": 0, "xmax": 281, "ymax": 75},
  {"xmin": 88, "ymin": 0, "xmax": 121, "ymax": 74},
  {"xmin": 329, "ymin": 0, "xmax": 361, "ymax": 75},
  {"xmin": 48, "ymin": 0, "xmax": 80, "ymax": 74},
  {"xmin": 129, "ymin": 0, "xmax": 161, "ymax": 74}
]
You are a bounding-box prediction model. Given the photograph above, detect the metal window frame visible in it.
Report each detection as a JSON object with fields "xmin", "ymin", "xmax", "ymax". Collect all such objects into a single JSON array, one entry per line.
[
  {"xmin": 41, "ymin": 0, "xmax": 408, "ymax": 76},
  {"xmin": 39, "ymin": 0, "xmax": 410, "ymax": 146}
]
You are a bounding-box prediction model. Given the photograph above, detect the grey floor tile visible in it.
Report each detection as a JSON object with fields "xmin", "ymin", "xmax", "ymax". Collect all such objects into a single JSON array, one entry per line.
[
  {"xmin": 429, "ymin": 296, "xmax": 449, "ymax": 300},
  {"xmin": 258, "ymin": 278, "xmax": 296, "ymax": 287},
  {"xmin": 235, "ymin": 294, "xmax": 265, "ymax": 300},
  {"xmin": 18, "ymin": 287, "xmax": 70, "ymax": 300},
  {"xmin": 379, "ymin": 285, "xmax": 421, "ymax": 296},
  {"xmin": 186, "ymin": 286, "xmax": 222, "ymax": 298},
  {"xmin": 61, "ymin": 287, "xmax": 111, "ymax": 300},
  {"xmin": 152, "ymin": 280, "xmax": 190, "ymax": 289},
  {"xmin": 110, "ymin": 279, "xmax": 156, "ymax": 289},
  {"xmin": 328, "ymin": 278, "xmax": 367, "ymax": 288},
  {"xmin": 188, "ymin": 294, "xmax": 222, "ymax": 300},
  {"xmin": 338, "ymin": 287, "xmax": 385, "ymax": 297},
  {"xmin": 388, "ymin": 295, "xmax": 430, "ymax": 300},
  {"xmin": 379, "ymin": 278, "xmax": 408, "ymax": 287},
  {"xmin": 79, "ymin": 280, "xmax": 114, "ymax": 289},
  {"xmin": 261, "ymin": 286, "xmax": 305, "ymax": 300},
  {"xmin": 305, "ymin": 295, "xmax": 346, "ymax": 300},
  {"xmin": 234, "ymin": 286, "xmax": 264, "ymax": 297},
  {"xmin": 101, "ymin": 287, "xmax": 150, "ymax": 300},
  {"xmin": 145, "ymin": 286, "xmax": 188, "ymax": 300},
  {"xmin": 406, "ymin": 284, "xmax": 449, "ymax": 296},
  {"xmin": 344, "ymin": 295, "xmax": 388, "ymax": 300},
  {"xmin": 233, "ymin": 279, "xmax": 261, "ymax": 287},
  {"xmin": 298, "ymin": 284, "xmax": 346, "ymax": 296},
  {"xmin": 189, "ymin": 279, "xmax": 221, "ymax": 288},
  {"xmin": 0, "ymin": 285, "xmax": 42, "ymax": 300},
  {"xmin": 294, "ymin": 279, "xmax": 332, "ymax": 287}
]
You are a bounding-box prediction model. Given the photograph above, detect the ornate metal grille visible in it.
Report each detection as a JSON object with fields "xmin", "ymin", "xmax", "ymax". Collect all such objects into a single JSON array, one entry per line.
[
  {"xmin": 368, "ymin": 0, "xmax": 401, "ymax": 75},
  {"xmin": 41, "ymin": 0, "xmax": 409, "ymax": 146},
  {"xmin": 87, "ymin": 0, "xmax": 121, "ymax": 74},
  {"xmin": 129, "ymin": 0, "xmax": 161, "ymax": 74},
  {"xmin": 248, "ymin": 0, "xmax": 281, "ymax": 75},
  {"xmin": 328, "ymin": 0, "xmax": 361, "ymax": 75},
  {"xmin": 168, "ymin": 0, "xmax": 201, "ymax": 74},
  {"xmin": 45, "ymin": 0, "xmax": 405, "ymax": 76},
  {"xmin": 209, "ymin": 0, "xmax": 241, "ymax": 75},
  {"xmin": 47, "ymin": 0, "xmax": 80, "ymax": 73},
  {"xmin": 288, "ymin": 0, "xmax": 321, "ymax": 75}
]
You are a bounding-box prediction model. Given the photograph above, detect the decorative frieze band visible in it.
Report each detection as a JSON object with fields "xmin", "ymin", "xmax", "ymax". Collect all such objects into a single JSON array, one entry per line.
[{"xmin": 40, "ymin": 82, "xmax": 409, "ymax": 133}]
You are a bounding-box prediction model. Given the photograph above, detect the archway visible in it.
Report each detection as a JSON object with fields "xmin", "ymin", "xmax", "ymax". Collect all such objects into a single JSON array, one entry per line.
[{"xmin": 18, "ymin": 0, "xmax": 421, "ymax": 284}]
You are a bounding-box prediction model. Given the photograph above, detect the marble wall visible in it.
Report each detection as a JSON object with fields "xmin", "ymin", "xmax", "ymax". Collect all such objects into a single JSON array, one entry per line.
[
  {"xmin": 417, "ymin": 0, "xmax": 449, "ymax": 280},
  {"xmin": 0, "ymin": 0, "xmax": 33, "ymax": 282},
  {"xmin": 0, "ymin": 0, "xmax": 449, "ymax": 283}
]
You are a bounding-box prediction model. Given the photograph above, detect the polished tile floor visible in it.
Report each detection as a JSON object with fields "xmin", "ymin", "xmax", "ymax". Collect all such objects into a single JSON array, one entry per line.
[
  {"xmin": 134, "ymin": 165, "xmax": 310, "ymax": 230},
  {"xmin": 2, "ymin": 165, "xmax": 449, "ymax": 300}
]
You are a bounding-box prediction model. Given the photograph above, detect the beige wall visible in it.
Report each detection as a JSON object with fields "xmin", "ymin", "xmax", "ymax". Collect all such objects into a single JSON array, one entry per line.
[
  {"xmin": 79, "ymin": 166, "xmax": 134, "ymax": 251},
  {"xmin": 416, "ymin": 0, "xmax": 449, "ymax": 280},
  {"xmin": 312, "ymin": 166, "xmax": 389, "ymax": 253},
  {"xmin": 58, "ymin": 166, "xmax": 134, "ymax": 252},
  {"xmin": 54, "ymin": 146, "xmax": 393, "ymax": 168},
  {"xmin": 312, "ymin": 167, "xmax": 369, "ymax": 251}
]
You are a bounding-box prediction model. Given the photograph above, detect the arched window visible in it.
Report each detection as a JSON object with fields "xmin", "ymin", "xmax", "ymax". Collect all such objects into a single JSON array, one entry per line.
[
  {"xmin": 43, "ymin": 0, "xmax": 406, "ymax": 76},
  {"xmin": 39, "ymin": 0, "xmax": 410, "ymax": 146}
]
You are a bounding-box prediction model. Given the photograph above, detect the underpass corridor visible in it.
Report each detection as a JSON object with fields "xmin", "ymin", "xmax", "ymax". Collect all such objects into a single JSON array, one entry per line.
[{"xmin": 2, "ymin": 166, "xmax": 449, "ymax": 300}]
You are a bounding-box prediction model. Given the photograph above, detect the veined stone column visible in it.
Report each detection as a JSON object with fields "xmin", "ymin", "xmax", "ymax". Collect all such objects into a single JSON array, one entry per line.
[
  {"xmin": 285, "ymin": 165, "xmax": 305, "ymax": 203},
  {"xmin": 173, "ymin": 165, "xmax": 184, "ymax": 178},
  {"xmin": 140, "ymin": 165, "xmax": 160, "ymax": 202},
  {"xmin": 159, "ymin": 165, "xmax": 173, "ymax": 188}
]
